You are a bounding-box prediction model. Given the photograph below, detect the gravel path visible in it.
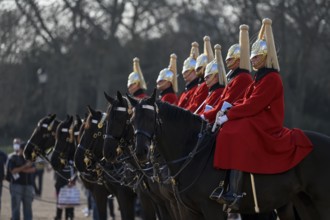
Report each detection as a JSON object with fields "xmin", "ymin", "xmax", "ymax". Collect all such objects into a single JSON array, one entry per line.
[{"xmin": 1, "ymin": 169, "xmax": 122, "ymax": 220}]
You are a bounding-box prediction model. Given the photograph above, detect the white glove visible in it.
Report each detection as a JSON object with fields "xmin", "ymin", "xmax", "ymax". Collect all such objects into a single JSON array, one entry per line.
[
  {"xmin": 200, "ymin": 114, "xmax": 205, "ymax": 120},
  {"xmin": 221, "ymin": 101, "xmax": 232, "ymax": 112},
  {"xmin": 216, "ymin": 115, "xmax": 228, "ymax": 126}
]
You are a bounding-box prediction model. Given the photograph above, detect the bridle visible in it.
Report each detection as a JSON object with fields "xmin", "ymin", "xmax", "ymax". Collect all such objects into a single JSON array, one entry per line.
[
  {"xmin": 27, "ymin": 120, "xmax": 56, "ymax": 161},
  {"xmin": 133, "ymin": 102, "xmax": 210, "ymax": 185},
  {"xmin": 53, "ymin": 124, "xmax": 75, "ymax": 166},
  {"xmin": 77, "ymin": 112, "xmax": 107, "ymax": 170},
  {"xmin": 129, "ymin": 102, "xmax": 166, "ymax": 181},
  {"xmin": 103, "ymin": 100, "xmax": 133, "ymax": 159},
  {"xmin": 28, "ymin": 118, "xmax": 76, "ymax": 182},
  {"xmin": 101, "ymin": 99, "xmax": 145, "ymax": 187},
  {"xmin": 133, "ymin": 103, "xmax": 160, "ymax": 149}
]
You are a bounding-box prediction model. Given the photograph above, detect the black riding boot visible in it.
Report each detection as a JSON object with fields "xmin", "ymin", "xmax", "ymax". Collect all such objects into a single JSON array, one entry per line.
[{"xmin": 220, "ymin": 170, "xmax": 244, "ymax": 210}]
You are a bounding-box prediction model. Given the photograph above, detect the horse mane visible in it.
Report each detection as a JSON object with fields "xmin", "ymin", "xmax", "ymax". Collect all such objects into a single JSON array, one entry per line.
[
  {"xmin": 157, "ymin": 101, "xmax": 202, "ymax": 123},
  {"xmin": 157, "ymin": 101, "xmax": 203, "ymax": 134}
]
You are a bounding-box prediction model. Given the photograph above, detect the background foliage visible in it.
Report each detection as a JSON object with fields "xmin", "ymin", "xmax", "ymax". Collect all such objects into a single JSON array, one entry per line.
[{"xmin": 0, "ymin": 0, "xmax": 329, "ymax": 145}]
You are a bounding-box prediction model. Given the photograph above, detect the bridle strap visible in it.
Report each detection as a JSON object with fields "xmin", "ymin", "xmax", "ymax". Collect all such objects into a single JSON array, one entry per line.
[
  {"xmin": 167, "ymin": 121, "xmax": 205, "ymax": 180},
  {"xmin": 103, "ymin": 134, "xmax": 118, "ymax": 140},
  {"xmin": 27, "ymin": 139, "xmax": 40, "ymax": 150},
  {"xmin": 134, "ymin": 129, "xmax": 153, "ymax": 139}
]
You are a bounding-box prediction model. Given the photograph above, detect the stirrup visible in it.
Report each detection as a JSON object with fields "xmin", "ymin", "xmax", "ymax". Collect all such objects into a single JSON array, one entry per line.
[
  {"xmin": 210, "ymin": 180, "xmax": 225, "ymax": 201},
  {"xmin": 226, "ymin": 192, "xmax": 246, "ymax": 211},
  {"xmin": 209, "ymin": 186, "xmax": 225, "ymax": 201}
]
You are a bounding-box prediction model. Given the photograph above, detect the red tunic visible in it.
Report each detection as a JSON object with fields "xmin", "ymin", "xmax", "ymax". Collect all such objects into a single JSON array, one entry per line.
[
  {"xmin": 214, "ymin": 68, "xmax": 313, "ymax": 174},
  {"xmin": 133, "ymin": 89, "xmax": 148, "ymax": 100},
  {"xmin": 186, "ymin": 81, "xmax": 208, "ymax": 113},
  {"xmin": 196, "ymin": 84, "xmax": 225, "ymax": 115},
  {"xmin": 203, "ymin": 70, "xmax": 253, "ymax": 123},
  {"xmin": 177, "ymin": 78, "xmax": 199, "ymax": 109},
  {"xmin": 159, "ymin": 86, "xmax": 178, "ymax": 105},
  {"xmin": 161, "ymin": 93, "xmax": 178, "ymax": 105}
]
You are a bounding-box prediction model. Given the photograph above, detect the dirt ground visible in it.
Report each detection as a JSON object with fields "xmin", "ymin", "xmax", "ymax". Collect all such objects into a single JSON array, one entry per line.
[{"xmin": 1, "ymin": 169, "xmax": 122, "ymax": 220}]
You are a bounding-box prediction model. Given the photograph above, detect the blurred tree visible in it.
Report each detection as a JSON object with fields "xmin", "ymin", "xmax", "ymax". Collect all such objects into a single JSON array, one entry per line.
[{"xmin": 0, "ymin": 0, "xmax": 329, "ymax": 142}]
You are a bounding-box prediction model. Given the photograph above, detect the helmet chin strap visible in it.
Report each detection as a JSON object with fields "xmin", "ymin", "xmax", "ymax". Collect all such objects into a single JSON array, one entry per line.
[{"xmin": 252, "ymin": 55, "xmax": 267, "ymax": 71}]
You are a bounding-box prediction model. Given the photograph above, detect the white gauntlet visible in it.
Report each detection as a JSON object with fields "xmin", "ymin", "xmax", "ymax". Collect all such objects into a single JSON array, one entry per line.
[{"xmin": 216, "ymin": 115, "xmax": 228, "ymax": 126}]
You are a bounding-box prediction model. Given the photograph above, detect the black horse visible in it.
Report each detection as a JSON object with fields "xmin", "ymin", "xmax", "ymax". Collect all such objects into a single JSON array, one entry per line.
[
  {"xmin": 23, "ymin": 114, "xmax": 110, "ymax": 220},
  {"xmin": 73, "ymin": 106, "xmax": 158, "ymax": 220},
  {"xmin": 103, "ymin": 91, "xmax": 184, "ymax": 220},
  {"xmin": 50, "ymin": 115, "xmax": 112, "ymax": 220},
  {"xmin": 24, "ymin": 114, "xmax": 59, "ymax": 162},
  {"xmin": 127, "ymin": 90, "xmax": 330, "ymax": 220}
]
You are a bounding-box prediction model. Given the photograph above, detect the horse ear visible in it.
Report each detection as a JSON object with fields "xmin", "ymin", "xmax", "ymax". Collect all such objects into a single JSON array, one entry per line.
[
  {"xmin": 87, "ymin": 105, "xmax": 96, "ymax": 115},
  {"xmin": 76, "ymin": 114, "xmax": 81, "ymax": 122},
  {"xmin": 68, "ymin": 115, "xmax": 73, "ymax": 124},
  {"xmin": 117, "ymin": 91, "xmax": 124, "ymax": 103},
  {"xmin": 126, "ymin": 94, "xmax": 138, "ymax": 107},
  {"xmin": 150, "ymin": 88, "xmax": 157, "ymax": 103},
  {"xmin": 49, "ymin": 114, "xmax": 56, "ymax": 121},
  {"xmin": 104, "ymin": 92, "xmax": 114, "ymax": 104}
]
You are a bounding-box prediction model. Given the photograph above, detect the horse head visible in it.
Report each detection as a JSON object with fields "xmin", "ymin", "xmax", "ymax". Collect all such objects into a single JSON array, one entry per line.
[
  {"xmin": 51, "ymin": 115, "xmax": 76, "ymax": 171},
  {"xmin": 24, "ymin": 114, "xmax": 59, "ymax": 161},
  {"xmin": 73, "ymin": 114, "xmax": 83, "ymax": 146},
  {"xmin": 74, "ymin": 105, "xmax": 106, "ymax": 173},
  {"xmin": 127, "ymin": 89, "xmax": 158, "ymax": 163},
  {"xmin": 103, "ymin": 91, "xmax": 134, "ymax": 163}
]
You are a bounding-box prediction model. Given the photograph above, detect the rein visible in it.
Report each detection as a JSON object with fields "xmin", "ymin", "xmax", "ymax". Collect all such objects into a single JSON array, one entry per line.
[
  {"xmin": 28, "ymin": 139, "xmax": 74, "ymax": 182},
  {"xmin": 133, "ymin": 102, "xmax": 217, "ymax": 215},
  {"xmin": 165, "ymin": 120, "xmax": 206, "ymax": 181},
  {"xmin": 132, "ymin": 103, "xmax": 210, "ymax": 185},
  {"xmin": 128, "ymin": 103, "xmax": 162, "ymax": 179}
]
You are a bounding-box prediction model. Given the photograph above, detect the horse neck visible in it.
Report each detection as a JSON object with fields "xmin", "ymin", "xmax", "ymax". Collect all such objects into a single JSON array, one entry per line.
[{"xmin": 156, "ymin": 103, "xmax": 203, "ymax": 171}]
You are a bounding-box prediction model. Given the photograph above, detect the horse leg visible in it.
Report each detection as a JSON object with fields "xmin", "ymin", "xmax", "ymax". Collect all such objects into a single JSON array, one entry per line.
[
  {"xmin": 165, "ymin": 201, "xmax": 180, "ymax": 220},
  {"xmin": 91, "ymin": 184, "xmax": 109, "ymax": 220},
  {"xmin": 136, "ymin": 188, "xmax": 157, "ymax": 220},
  {"xmin": 157, "ymin": 183, "xmax": 182, "ymax": 220},
  {"xmin": 144, "ymin": 182, "xmax": 173, "ymax": 220},
  {"xmin": 115, "ymin": 187, "xmax": 136, "ymax": 220}
]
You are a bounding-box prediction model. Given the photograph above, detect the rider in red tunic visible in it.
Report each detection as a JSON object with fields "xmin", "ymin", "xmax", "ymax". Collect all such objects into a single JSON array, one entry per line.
[
  {"xmin": 156, "ymin": 54, "xmax": 178, "ymax": 105},
  {"xmin": 127, "ymin": 57, "xmax": 148, "ymax": 99},
  {"xmin": 195, "ymin": 44, "xmax": 226, "ymax": 115},
  {"xmin": 178, "ymin": 42, "xmax": 200, "ymax": 109},
  {"xmin": 186, "ymin": 36, "xmax": 214, "ymax": 113},
  {"xmin": 202, "ymin": 25, "xmax": 253, "ymax": 123},
  {"xmin": 212, "ymin": 19, "xmax": 313, "ymax": 210}
]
